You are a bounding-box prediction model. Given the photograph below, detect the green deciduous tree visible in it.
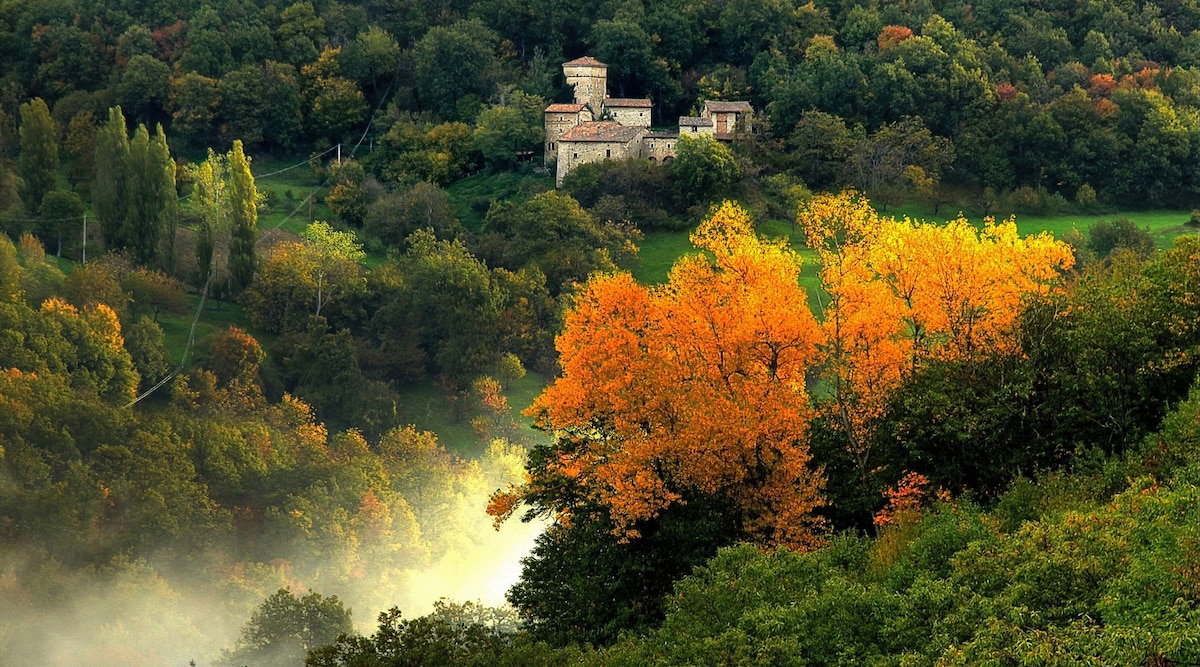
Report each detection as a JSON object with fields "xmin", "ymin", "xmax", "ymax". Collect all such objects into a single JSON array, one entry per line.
[
  {"xmin": 123, "ymin": 125, "xmax": 160, "ymax": 266},
  {"xmin": 222, "ymin": 588, "xmax": 352, "ymax": 667},
  {"xmin": 187, "ymin": 148, "xmax": 227, "ymax": 287},
  {"xmin": 472, "ymin": 91, "xmax": 545, "ymax": 168},
  {"xmin": 478, "ymin": 190, "xmax": 638, "ymax": 294},
  {"xmin": 670, "ymin": 133, "xmax": 742, "ymax": 204},
  {"xmin": 37, "ymin": 190, "xmax": 83, "ymax": 258},
  {"xmin": 115, "ymin": 54, "xmax": 170, "ymax": 126},
  {"xmin": 413, "ymin": 19, "xmax": 499, "ymax": 120}
]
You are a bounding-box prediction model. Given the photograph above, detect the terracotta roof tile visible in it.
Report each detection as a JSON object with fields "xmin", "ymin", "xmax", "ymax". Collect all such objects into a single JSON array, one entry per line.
[
  {"xmin": 545, "ymin": 103, "xmax": 588, "ymax": 113},
  {"xmin": 563, "ymin": 56, "xmax": 607, "ymax": 68},
  {"xmin": 605, "ymin": 97, "xmax": 652, "ymax": 108},
  {"xmin": 560, "ymin": 122, "xmax": 645, "ymax": 143}
]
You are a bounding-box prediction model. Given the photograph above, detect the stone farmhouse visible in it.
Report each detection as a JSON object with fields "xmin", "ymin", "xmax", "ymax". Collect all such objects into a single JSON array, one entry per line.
[{"xmin": 546, "ymin": 56, "xmax": 753, "ymax": 186}]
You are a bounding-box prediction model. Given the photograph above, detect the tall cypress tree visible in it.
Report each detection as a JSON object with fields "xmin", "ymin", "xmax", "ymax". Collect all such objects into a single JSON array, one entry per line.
[
  {"xmin": 93, "ymin": 107, "xmax": 130, "ymax": 250},
  {"xmin": 227, "ymin": 140, "xmax": 258, "ymax": 294},
  {"xmin": 152, "ymin": 125, "xmax": 177, "ymax": 273},
  {"xmin": 123, "ymin": 124, "xmax": 158, "ymax": 265},
  {"xmin": 17, "ymin": 98, "xmax": 58, "ymax": 217}
]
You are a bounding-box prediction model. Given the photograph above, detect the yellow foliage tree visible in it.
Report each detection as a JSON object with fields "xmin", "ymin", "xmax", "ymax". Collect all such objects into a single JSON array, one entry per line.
[
  {"xmin": 799, "ymin": 191, "xmax": 1074, "ymax": 478},
  {"xmin": 508, "ymin": 201, "xmax": 827, "ymax": 549}
]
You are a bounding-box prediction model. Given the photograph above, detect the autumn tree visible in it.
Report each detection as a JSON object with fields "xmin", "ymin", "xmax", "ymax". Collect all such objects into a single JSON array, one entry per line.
[
  {"xmin": 17, "ymin": 97, "xmax": 58, "ymax": 216},
  {"xmin": 241, "ymin": 221, "xmax": 366, "ymax": 333},
  {"xmin": 798, "ymin": 191, "xmax": 1074, "ymax": 488},
  {"xmin": 495, "ymin": 201, "xmax": 827, "ymax": 549}
]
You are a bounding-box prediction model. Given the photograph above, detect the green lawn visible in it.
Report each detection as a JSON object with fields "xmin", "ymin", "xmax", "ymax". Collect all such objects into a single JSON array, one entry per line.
[
  {"xmin": 1006, "ymin": 209, "xmax": 1195, "ymax": 248},
  {"xmin": 250, "ymin": 154, "xmax": 335, "ymax": 236},
  {"xmin": 157, "ymin": 296, "xmax": 255, "ymax": 366},
  {"xmin": 447, "ymin": 170, "xmax": 555, "ymax": 232}
]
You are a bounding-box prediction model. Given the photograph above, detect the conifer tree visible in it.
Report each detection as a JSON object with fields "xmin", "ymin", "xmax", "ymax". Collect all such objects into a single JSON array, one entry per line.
[
  {"xmin": 17, "ymin": 98, "xmax": 58, "ymax": 216},
  {"xmin": 227, "ymin": 140, "xmax": 258, "ymax": 294},
  {"xmin": 94, "ymin": 107, "xmax": 130, "ymax": 250}
]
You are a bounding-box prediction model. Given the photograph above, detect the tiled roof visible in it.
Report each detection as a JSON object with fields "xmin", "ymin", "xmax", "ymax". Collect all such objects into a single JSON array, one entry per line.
[
  {"xmin": 545, "ymin": 103, "xmax": 587, "ymax": 113},
  {"xmin": 704, "ymin": 100, "xmax": 752, "ymax": 112},
  {"xmin": 563, "ymin": 56, "xmax": 607, "ymax": 68},
  {"xmin": 561, "ymin": 122, "xmax": 645, "ymax": 143},
  {"xmin": 679, "ymin": 116, "xmax": 714, "ymax": 126},
  {"xmin": 605, "ymin": 98, "xmax": 652, "ymax": 108}
]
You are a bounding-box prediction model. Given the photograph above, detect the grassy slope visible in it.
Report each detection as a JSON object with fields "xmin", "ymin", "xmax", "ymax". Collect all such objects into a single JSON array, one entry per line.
[{"xmin": 159, "ymin": 160, "xmax": 1199, "ymax": 456}]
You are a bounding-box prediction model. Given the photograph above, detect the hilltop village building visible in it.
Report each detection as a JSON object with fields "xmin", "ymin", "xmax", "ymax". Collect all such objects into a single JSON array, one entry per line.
[{"xmin": 546, "ymin": 57, "xmax": 753, "ymax": 186}]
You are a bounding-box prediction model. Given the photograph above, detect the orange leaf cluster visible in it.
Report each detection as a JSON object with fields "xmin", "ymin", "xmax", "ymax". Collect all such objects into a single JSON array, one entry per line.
[
  {"xmin": 525, "ymin": 202, "xmax": 827, "ymax": 549},
  {"xmin": 873, "ymin": 471, "xmax": 934, "ymax": 527}
]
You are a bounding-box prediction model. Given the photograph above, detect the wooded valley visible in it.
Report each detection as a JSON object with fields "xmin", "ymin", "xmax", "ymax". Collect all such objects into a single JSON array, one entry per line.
[{"xmin": 3, "ymin": 0, "xmax": 1200, "ymax": 663}]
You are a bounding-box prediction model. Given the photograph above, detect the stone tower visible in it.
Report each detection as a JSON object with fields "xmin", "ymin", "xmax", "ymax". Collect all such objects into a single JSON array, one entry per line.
[{"xmin": 562, "ymin": 56, "xmax": 608, "ymax": 116}]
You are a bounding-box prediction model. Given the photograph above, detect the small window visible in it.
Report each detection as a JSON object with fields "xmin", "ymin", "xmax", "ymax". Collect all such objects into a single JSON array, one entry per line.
[
  {"xmin": 573, "ymin": 153, "xmax": 578, "ymax": 159},
  {"xmin": 606, "ymin": 149, "xmax": 611, "ymax": 158}
]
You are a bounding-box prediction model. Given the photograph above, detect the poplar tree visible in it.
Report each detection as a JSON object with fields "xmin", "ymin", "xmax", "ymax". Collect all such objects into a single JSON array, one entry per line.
[
  {"xmin": 124, "ymin": 124, "xmax": 158, "ymax": 265},
  {"xmin": 227, "ymin": 140, "xmax": 258, "ymax": 294},
  {"xmin": 188, "ymin": 148, "xmax": 227, "ymax": 287},
  {"xmin": 152, "ymin": 125, "xmax": 178, "ymax": 274},
  {"xmin": 94, "ymin": 107, "xmax": 130, "ymax": 249},
  {"xmin": 17, "ymin": 98, "xmax": 58, "ymax": 216}
]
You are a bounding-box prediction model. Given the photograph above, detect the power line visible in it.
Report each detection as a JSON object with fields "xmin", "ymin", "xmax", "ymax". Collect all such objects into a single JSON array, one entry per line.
[
  {"xmin": 122, "ymin": 272, "xmax": 212, "ymax": 408},
  {"xmin": 0, "ymin": 213, "xmax": 83, "ymax": 223},
  {"xmin": 252, "ymin": 145, "xmax": 338, "ymax": 180}
]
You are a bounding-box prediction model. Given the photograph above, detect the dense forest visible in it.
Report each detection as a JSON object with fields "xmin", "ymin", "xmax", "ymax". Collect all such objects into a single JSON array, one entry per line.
[{"xmin": 3, "ymin": 0, "xmax": 1200, "ymax": 663}]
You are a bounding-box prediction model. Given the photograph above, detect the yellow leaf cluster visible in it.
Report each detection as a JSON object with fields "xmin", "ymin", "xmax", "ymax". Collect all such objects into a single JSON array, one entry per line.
[{"xmin": 801, "ymin": 191, "xmax": 1074, "ymax": 470}]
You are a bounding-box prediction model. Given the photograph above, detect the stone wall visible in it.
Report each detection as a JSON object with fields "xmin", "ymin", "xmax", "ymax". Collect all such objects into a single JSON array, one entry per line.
[
  {"xmin": 609, "ymin": 106, "xmax": 651, "ymax": 127},
  {"xmin": 556, "ymin": 137, "xmax": 644, "ymax": 185},
  {"xmin": 642, "ymin": 135, "xmax": 678, "ymax": 162},
  {"xmin": 544, "ymin": 109, "xmax": 591, "ymax": 164}
]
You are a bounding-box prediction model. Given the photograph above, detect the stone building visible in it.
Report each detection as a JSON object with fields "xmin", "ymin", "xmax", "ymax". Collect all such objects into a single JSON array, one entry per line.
[
  {"xmin": 678, "ymin": 116, "xmax": 715, "ymax": 137},
  {"xmin": 703, "ymin": 100, "xmax": 753, "ymax": 139},
  {"xmin": 544, "ymin": 103, "xmax": 593, "ymax": 164},
  {"xmin": 555, "ymin": 122, "xmax": 646, "ymax": 186},
  {"xmin": 547, "ymin": 56, "xmax": 752, "ymax": 185},
  {"xmin": 604, "ymin": 98, "xmax": 653, "ymax": 127},
  {"xmin": 561, "ymin": 56, "xmax": 608, "ymax": 115}
]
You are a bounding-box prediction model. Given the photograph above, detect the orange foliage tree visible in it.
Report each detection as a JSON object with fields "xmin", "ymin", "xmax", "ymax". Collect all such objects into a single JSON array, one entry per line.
[
  {"xmin": 494, "ymin": 201, "xmax": 827, "ymax": 549},
  {"xmin": 799, "ymin": 191, "xmax": 1074, "ymax": 480}
]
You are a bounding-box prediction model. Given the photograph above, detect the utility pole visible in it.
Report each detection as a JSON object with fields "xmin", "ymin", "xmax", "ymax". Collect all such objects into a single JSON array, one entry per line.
[
  {"xmin": 81, "ymin": 214, "xmax": 86, "ymax": 264},
  {"xmin": 337, "ymin": 143, "xmax": 341, "ymax": 166}
]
